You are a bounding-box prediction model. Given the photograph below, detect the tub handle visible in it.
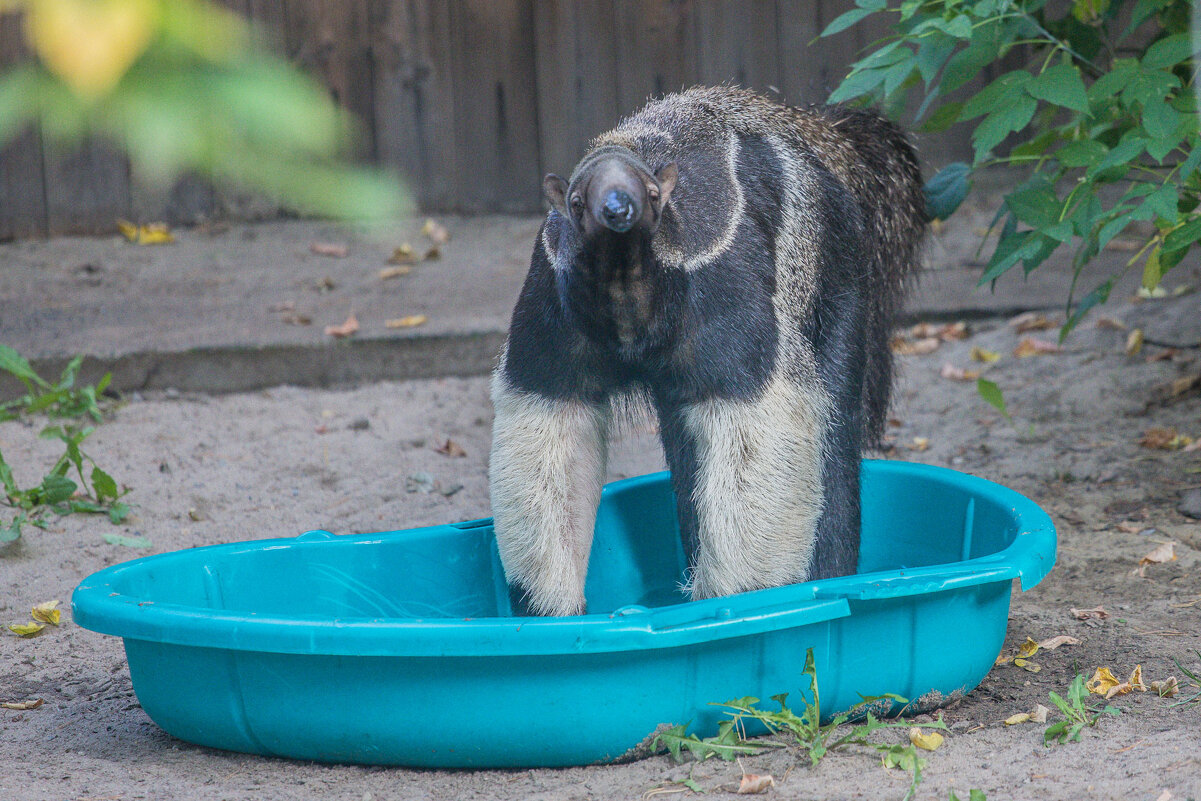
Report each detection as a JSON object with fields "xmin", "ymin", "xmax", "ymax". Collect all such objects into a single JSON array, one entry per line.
[{"xmin": 643, "ymin": 598, "xmax": 851, "ymax": 647}]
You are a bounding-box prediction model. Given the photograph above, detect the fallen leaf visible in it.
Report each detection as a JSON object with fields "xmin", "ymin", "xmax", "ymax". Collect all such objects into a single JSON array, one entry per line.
[
  {"xmin": 1070, "ymin": 606, "xmax": 1110, "ymax": 621},
  {"xmin": 424, "ymin": 245, "xmax": 442, "ymax": 261},
  {"xmin": 7, "ymin": 621, "xmax": 45, "ymax": 637},
  {"xmin": 422, "ymin": 218, "xmax": 451, "ymax": 245},
  {"xmin": 1009, "ymin": 312, "xmax": 1056, "ymax": 332},
  {"xmin": 1150, "ymin": 676, "xmax": 1178, "ymax": 697},
  {"xmin": 1037, "ymin": 635, "xmax": 1081, "ymax": 650},
  {"xmin": 1004, "ymin": 712, "xmax": 1031, "ymax": 725},
  {"xmin": 379, "ymin": 265, "xmax": 412, "ymax": 280},
  {"xmin": 1029, "ymin": 703, "xmax": 1049, "ymax": 724},
  {"xmin": 890, "ymin": 336, "xmax": 940, "ymax": 355},
  {"xmin": 1086, "ymin": 667, "xmax": 1122, "ymax": 696},
  {"xmin": 1146, "ymin": 348, "xmax": 1179, "ymax": 363},
  {"xmin": 1117, "ymin": 520, "xmax": 1150, "ymax": 534},
  {"xmin": 385, "ymin": 315, "xmax": 428, "ymax": 329},
  {"xmin": 1139, "ymin": 427, "xmax": 1191, "ymax": 450},
  {"xmin": 31, "ymin": 601, "xmax": 60, "ymax": 626},
  {"xmin": 405, "ymin": 472, "xmax": 437, "ymax": 494},
  {"xmin": 1014, "ymin": 337, "xmax": 1062, "ymax": 357},
  {"xmin": 909, "ymin": 727, "xmax": 943, "ymax": 751},
  {"xmin": 1016, "ymin": 637, "xmax": 1040, "ymax": 659},
  {"xmin": 388, "ymin": 243, "xmax": 419, "ymax": 265},
  {"xmin": 0, "ymin": 698, "xmax": 43, "ymax": 710},
  {"xmin": 118, "ymin": 219, "xmax": 174, "ymax": 245},
  {"xmin": 434, "ymin": 439, "xmax": 467, "ymax": 458},
  {"xmin": 970, "ymin": 346, "xmax": 1001, "ymax": 363},
  {"xmin": 1013, "ymin": 657, "xmax": 1041, "ymax": 673},
  {"xmin": 938, "ymin": 321, "xmax": 970, "ymax": 340},
  {"xmin": 324, "ymin": 312, "xmax": 360, "ymax": 339},
  {"xmin": 736, "ymin": 774, "xmax": 775, "ymax": 794},
  {"xmin": 1166, "ymin": 374, "xmax": 1201, "ymax": 400},
  {"xmin": 940, "ymin": 363, "xmax": 981, "ymax": 381},
  {"xmin": 1125, "ymin": 328, "xmax": 1144, "ymax": 355},
  {"xmin": 1155, "ymin": 791, "xmax": 1172, "ymax": 801},
  {"xmin": 282, "ymin": 313, "xmax": 312, "ymax": 326},
  {"xmin": 310, "ymin": 241, "xmax": 348, "ymax": 258},
  {"xmin": 1132, "ymin": 541, "xmax": 1177, "ymax": 577},
  {"xmin": 907, "ymin": 436, "xmax": 930, "ymax": 452},
  {"xmin": 1095, "ymin": 316, "xmax": 1128, "ymax": 331},
  {"xmin": 1129, "ymin": 665, "xmax": 1146, "ymax": 692}
]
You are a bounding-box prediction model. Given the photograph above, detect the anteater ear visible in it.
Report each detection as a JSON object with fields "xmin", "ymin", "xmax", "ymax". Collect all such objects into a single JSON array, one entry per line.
[
  {"xmin": 655, "ymin": 162, "xmax": 678, "ymax": 204},
  {"xmin": 543, "ymin": 174, "xmax": 569, "ymax": 216}
]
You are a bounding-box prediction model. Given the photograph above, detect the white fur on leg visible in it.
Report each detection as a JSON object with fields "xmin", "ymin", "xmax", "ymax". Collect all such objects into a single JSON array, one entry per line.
[
  {"xmin": 489, "ymin": 371, "xmax": 610, "ymax": 616},
  {"xmin": 682, "ymin": 374, "xmax": 830, "ymax": 599}
]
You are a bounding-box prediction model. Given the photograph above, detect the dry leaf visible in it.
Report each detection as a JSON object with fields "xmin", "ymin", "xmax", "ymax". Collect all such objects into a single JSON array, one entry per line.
[
  {"xmin": 940, "ymin": 363, "xmax": 981, "ymax": 381},
  {"xmin": 1071, "ymin": 606, "xmax": 1110, "ymax": 621},
  {"xmin": 908, "ymin": 727, "xmax": 943, "ymax": 751},
  {"xmin": 1116, "ymin": 520, "xmax": 1149, "ymax": 534},
  {"xmin": 1139, "ymin": 427, "xmax": 1192, "ymax": 450},
  {"xmin": 388, "ymin": 243, "xmax": 419, "ymax": 265},
  {"xmin": 890, "ymin": 336, "xmax": 940, "ymax": 355},
  {"xmin": 1086, "ymin": 667, "xmax": 1122, "ymax": 695},
  {"xmin": 1016, "ymin": 637, "xmax": 1040, "ymax": 659},
  {"xmin": 938, "ymin": 321, "xmax": 970, "ymax": 340},
  {"xmin": 379, "ymin": 265, "xmax": 412, "ymax": 280},
  {"xmin": 1166, "ymin": 374, "xmax": 1201, "ymax": 399},
  {"xmin": 1095, "ymin": 316, "xmax": 1127, "ymax": 331},
  {"xmin": 1009, "ymin": 312, "xmax": 1055, "ymax": 332},
  {"xmin": 31, "ymin": 601, "xmax": 60, "ymax": 626},
  {"xmin": 1029, "ymin": 703, "xmax": 1049, "ymax": 724},
  {"xmin": 1004, "ymin": 712, "xmax": 1031, "ymax": 725},
  {"xmin": 324, "ymin": 312, "xmax": 360, "ymax": 339},
  {"xmin": 1013, "ymin": 657, "xmax": 1041, "ymax": 673},
  {"xmin": 1155, "ymin": 791, "xmax": 1172, "ymax": 801},
  {"xmin": 424, "ymin": 246, "xmax": 442, "ymax": 261},
  {"xmin": 0, "ymin": 698, "xmax": 43, "ymax": 710},
  {"xmin": 118, "ymin": 219, "xmax": 174, "ymax": 245},
  {"xmin": 1014, "ymin": 337, "xmax": 1062, "ymax": 357},
  {"xmin": 1129, "ymin": 665, "xmax": 1146, "ymax": 692},
  {"xmin": 310, "ymin": 241, "xmax": 349, "ymax": 258},
  {"xmin": 1125, "ymin": 328, "xmax": 1144, "ymax": 356},
  {"xmin": 7, "ymin": 621, "xmax": 45, "ymax": 637},
  {"xmin": 1132, "ymin": 541, "xmax": 1177, "ymax": 578},
  {"xmin": 386, "ymin": 315, "xmax": 428, "ymax": 329},
  {"xmin": 970, "ymin": 346, "xmax": 1001, "ymax": 363},
  {"xmin": 434, "ymin": 439, "xmax": 467, "ymax": 458},
  {"xmin": 1037, "ymin": 635, "xmax": 1081, "ymax": 650},
  {"xmin": 282, "ymin": 313, "xmax": 312, "ymax": 326},
  {"xmin": 908, "ymin": 436, "xmax": 930, "ymax": 452},
  {"xmin": 1150, "ymin": 676, "xmax": 1179, "ymax": 697},
  {"xmin": 1146, "ymin": 348, "xmax": 1179, "ymax": 363},
  {"xmin": 422, "ymin": 218, "xmax": 451, "ymax": 245},
  {"xmin": 736, "ymin": 774, "xmax": 775, "ymax": 794}
]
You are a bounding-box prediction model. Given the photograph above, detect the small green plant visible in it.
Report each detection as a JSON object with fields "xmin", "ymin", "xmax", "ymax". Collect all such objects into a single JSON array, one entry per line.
[
  {"xmin": 1168, "ymin": 649, "xmax": 1201, "ymax": 708},
  {"xmin": 949, "ymin": 791, "xmax": 988, "ymax": 801},
  {"xmin": 1043, "ymin": 673, "xmax": 1121, "ymax": 745},
  {"xmin": 653, "ymin": 649, "xmax": 948, "ymax": 801},
  {"xmin": 1, "ymin": 346, "xmax": 129, "ymax": 545}
]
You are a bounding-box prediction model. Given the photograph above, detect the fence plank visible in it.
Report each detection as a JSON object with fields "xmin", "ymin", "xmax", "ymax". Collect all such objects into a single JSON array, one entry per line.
[
  {"xmin": 370, "ymin": 0, "xmax": 459, "ymax": 210},
  {"xmin": 533, "ymin": 0, "xmax": 621, "ymax": 177},
  {"xmin": 612, "ymin": 0, "xmax": 699, "ymax": 114},
  {"xmin": 694, "ymin": 0, "xmax": 781, "ymax": 95},
  {"xmin": 776, "ymin": 0, "xmax": 833, "ymax": 105},
  {"xmin": 448, "ymin": 0, "xmax": 542, "ymax": 213},
  {"xmin": 0, "ymin": 12, "xmax": 46, "ymax": 239}
]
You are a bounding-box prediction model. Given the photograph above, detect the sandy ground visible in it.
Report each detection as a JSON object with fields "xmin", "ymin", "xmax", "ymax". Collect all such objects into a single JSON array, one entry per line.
[{"xmin": 3, "ymin": 278, "xmax": 1201, "ymax": 800}]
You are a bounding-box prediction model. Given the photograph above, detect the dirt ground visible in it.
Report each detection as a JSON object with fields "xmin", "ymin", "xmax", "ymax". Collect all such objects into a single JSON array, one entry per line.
[{"xmin": 2, "ymin": 261, "xmax": 1201, "ymax": 799}]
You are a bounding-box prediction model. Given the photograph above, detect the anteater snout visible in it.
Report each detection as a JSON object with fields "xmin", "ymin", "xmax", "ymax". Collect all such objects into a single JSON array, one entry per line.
[{"xmin": 599, "ymin": 190, "xmax": 638, "ymax": 232}]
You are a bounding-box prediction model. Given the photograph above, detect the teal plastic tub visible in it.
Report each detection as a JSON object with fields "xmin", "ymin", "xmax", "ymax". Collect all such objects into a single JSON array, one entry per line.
[{"xmin": 72, "ymin": 460, "xmax": 1055, "ymax": 767}]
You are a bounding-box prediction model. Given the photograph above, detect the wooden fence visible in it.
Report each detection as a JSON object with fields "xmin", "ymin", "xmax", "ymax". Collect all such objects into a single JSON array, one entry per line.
[{"xmin": 0, "ymin": 1, "xmax": 970, "ymax": 239}]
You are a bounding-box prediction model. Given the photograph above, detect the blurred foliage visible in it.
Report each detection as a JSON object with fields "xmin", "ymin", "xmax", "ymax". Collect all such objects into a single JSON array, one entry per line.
[
  {"xmin": 824, "ymin": 0, "xmax": 1199, "ymax": 337},
  {"xmin": 0, "ymin": 0, "xmax": 405, "ymax": 221}
]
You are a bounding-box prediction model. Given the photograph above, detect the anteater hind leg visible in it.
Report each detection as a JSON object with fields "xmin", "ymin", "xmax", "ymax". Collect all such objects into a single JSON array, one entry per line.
[
  {"xmin": 658, "ymin": 375, "xmax": 830, "ymax": 600},
  {"xmin": 489, "ymin": 374, "xmax": 610, "ymax": 616}
]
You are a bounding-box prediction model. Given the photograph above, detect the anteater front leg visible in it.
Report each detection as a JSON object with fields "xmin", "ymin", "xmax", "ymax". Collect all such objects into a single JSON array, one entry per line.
[
  {"xmin": 489, "ymin": 373, "xmax": 610, "ymax": 616},
  {"xmin": 660, "ymin": 375, "xmax": 830, "ymax": 600}
]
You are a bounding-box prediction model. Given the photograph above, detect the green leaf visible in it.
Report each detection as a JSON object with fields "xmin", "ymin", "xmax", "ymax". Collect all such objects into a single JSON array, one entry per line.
[
  {"xmin": 977, "ymin": 379, "xmax": 1010, "ymax": 419},
  {"xmin": 1071, "ymin": 0, "xmax": 1109, "ymax": 24},
  {"xmin": 1087, "ymin": 137, "xmax": 1147, "ymax": 179},
  {"xmin": 821, "ymin": 7, "xmax": 875, "ymax": 38},
  {"xmin": 103, "ymin": 532, "xmax": 152, "ymax": 548},
  {"xmin": 970, "ymin": 791, "xmax": 988, "ymax": 801},
  {"xmin": 1, "ymin": 514, "xmax": 23, "ymax": 544},
  {"xmin": 1141, "ymin": 33, "xmax": 1195, "ymax": 70},
  {"xmin": 942, "ymin": 18, "xmax": 1010, "ymax": 93},
  {"xmin": 1026, "ymin": 63, "xmax": 1089, "ymax": 113},
  {"xmin": 1062, "ymin": 278, "xmax": 1114, "ymax": 338},
  {"xmin": 108, "ymin": 502, "xmax": 131, "ymax": 524},
  {"xmin": 917, "ymin": 101, "xmax": 964, "ymax": 133},
  {"xmin": 91, "ymin": 466, "xmax": 119, "ymax": 502},
  {"xmin": 972, "ymin": 96, "xmax": 1037, "ymax": 161},
  {"xmin": 924, "ymin": 162, "xmax": 971, "ymax": 220},
  {"xmin": 960, "ymin": 71, "xmax": 1033, "ymax": 121},
  {"xmin": 1163, "ymin": 217, "xmax": 1201, "ymax": 253},
  {"xmin": 0, "ymin": 344, "xmax": 47, "ymax": 390},
  {"xmin": 1087, "ymin": 59, "xmax": 1139, "ymax": 103},
  {"xmin": 1142, "ymin": 245, "xmax": 1164, "ymax": 291},
  {"xmin": 1006, "ymin": 177, "xmax": 1061, "ymax": 228},
  {"xmin": 827, "ymin": 67, "xmax": 888, "ymax": 105},
  {"xmin": 915, "ymin": 34, "xmax": 956, "ymax": 85},
  {"xmin": 37, "ymin": 474, "xmax": 78, "ymax": 506},
  {"xmin": 1143, "ymin": 184, "xmax": 1179, "ymax": 223},
  {"xmin": 1142, "ymin": 98, "xmax": 1185, "ymax": 141}
]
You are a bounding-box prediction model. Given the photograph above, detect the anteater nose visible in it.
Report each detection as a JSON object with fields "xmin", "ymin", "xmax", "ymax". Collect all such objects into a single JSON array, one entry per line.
[{"xmin": 599, "ymin": 190, "xmax": 638, "ymax": 232}]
